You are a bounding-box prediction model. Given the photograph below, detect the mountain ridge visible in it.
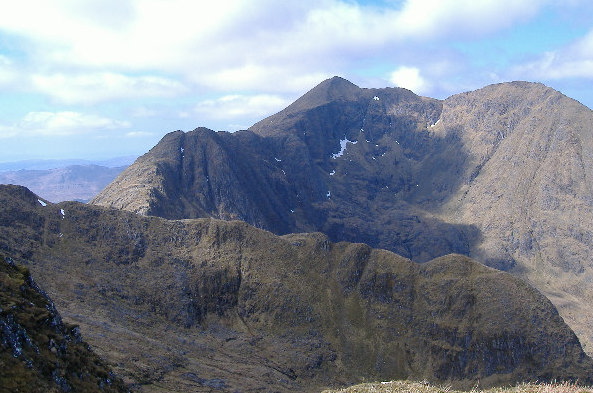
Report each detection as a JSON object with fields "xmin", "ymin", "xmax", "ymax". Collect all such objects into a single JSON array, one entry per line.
[{"xmin": 2, "ymin": 184, "xmax": 593, "ymax": 392}]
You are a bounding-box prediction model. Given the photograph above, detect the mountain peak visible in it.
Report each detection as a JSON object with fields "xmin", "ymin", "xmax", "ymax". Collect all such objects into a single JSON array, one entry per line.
[{"xmin": 281, "ymin": 76, "xmax": 362, "ymax": 113}]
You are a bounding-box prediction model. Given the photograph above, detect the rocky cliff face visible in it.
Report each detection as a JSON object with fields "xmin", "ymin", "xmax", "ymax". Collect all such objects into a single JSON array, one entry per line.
[
  {"xmin": 91, "ymin": 77, "xmax": 593, "ymax": 354},
  {"xmin": 0, "ymin": 253, "xmax": 127, "ymax": 393},
  {"xmin": 2, "ymin": 185, "xmax": 592, "ymax": 392}
]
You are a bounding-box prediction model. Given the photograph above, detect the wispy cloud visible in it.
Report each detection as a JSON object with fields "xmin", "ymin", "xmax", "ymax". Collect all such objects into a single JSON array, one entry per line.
[
  {"xmin": 0, "ymin": 55, "xmax": 21, "ymax": 88},
  {"xmin": 512, "ymin": 28, "xmax": 593, "ymax": 80},
  {"xmin": 190, "ymin": 94, "xmax": 291, "ymax": 130},
  {"xmin": 30, "ymin": 72, "xmax": 188, "ymax": 105},
  {"xmin": 0, "ymin": 111, "xmax": 130, "ymax": 138}
]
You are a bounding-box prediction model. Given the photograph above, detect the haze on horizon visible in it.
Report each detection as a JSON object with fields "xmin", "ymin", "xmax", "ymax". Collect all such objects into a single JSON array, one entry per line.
[{"xmin": 0, "ymin": 0, "xmax": 592, "ymax": 163}]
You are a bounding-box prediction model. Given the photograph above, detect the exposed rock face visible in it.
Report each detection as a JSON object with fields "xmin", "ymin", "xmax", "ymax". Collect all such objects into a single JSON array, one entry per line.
[
  {"xmin": 91, "ymin": 77, "xmax": 593, "ymax": 353},
  {"xmin": 2, "ymin": 185, "xmax": 592, "ymax": 392},
  {"xmin": 0, "ymin": 253, "xmax": 127, "ymax": 393}
]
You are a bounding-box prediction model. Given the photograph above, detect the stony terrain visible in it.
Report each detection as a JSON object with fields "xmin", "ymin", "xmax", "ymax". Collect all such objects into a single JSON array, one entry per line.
[
  {"xmin": 0, "ymin": 253, "xmax": 127, "ymax": 393},
  {"xmin": 1, "ymin": 184, "xmax": 592, "ymax": 392},
  {"xmin": 92, "ymin": 77, "xmax": 593, "ymax": 353}
]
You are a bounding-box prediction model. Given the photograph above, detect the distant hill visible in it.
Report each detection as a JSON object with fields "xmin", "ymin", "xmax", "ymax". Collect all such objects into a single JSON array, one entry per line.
[
  {"xmin": 0, "ymin": 164, "xmax": 130, "ymax": 203},
  {"xmin": 1, "ymin": 184, "xmax": 591, "ymax": 392},
  {"xmin": 91, "ymin": 77, "xmax": 593, "ymax": 354},
  {"xmin": 0, "ymin": 156, "xmax": 136, "ymax": 171}
]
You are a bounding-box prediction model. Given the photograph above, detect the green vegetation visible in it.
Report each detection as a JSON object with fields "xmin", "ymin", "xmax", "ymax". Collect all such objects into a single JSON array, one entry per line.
[{"xmin": 322, "ymin": 380, "xmax": 593, "ymax": 393}]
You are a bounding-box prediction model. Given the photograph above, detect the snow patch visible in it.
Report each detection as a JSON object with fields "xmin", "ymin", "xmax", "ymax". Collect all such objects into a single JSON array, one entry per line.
[
  {"xmin": 60, "ymin": 209, "xmax": 65, "ymax": 217},
  {"xmin": 429, "ymin": 119, "xmax": 441, "ymax": 127},
  {"xmin": 329, "ymin": 170, "xmax": 335, "ymax": 176},
  {"xmin": 332, "ymin": 137, "xmax": 358, "ymax": 159},
  {"xmin": 326, "ymin": 191, "xmax": 331, "ymax": 198},
  {"xmin": 275, "ymin": 157, "xmax": 282, "ymax": 162},
  {"xmin": 373, "ymin": 96, "xmax": 380, "ymax": 101},
  {"xmin": 37, "ymin": 199, "xmax": 47, "ymax": 207},
  {"xmin": 180, "ymin": 147, "xmax": 184, "ymax": 153}
]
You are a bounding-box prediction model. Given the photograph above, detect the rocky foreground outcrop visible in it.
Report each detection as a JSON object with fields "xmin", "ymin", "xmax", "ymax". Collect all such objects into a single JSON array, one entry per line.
[
  {"xmin": 0, "ymin": 253, "xmax": 127, "ymax": 393},
  {"xmin": 1, "ymin": 185, "xmax": 592, "ymax": 392}
]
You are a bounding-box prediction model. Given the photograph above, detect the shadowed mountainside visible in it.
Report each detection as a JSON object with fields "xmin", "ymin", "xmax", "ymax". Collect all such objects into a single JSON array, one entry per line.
[
  {"xmin": 91, "ymin": 77, "xmax": 593, "ymax": 353},
  {"xmin": 1, "ymin": 184, "xmax": 592, "ymax": 392},
  {"xmin": 92, "ymin": 77, "xmax": 477, "ymax": 261}
]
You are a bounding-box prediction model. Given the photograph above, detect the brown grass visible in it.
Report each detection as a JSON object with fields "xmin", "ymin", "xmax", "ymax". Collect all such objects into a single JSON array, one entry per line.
[{"xmin": 322, "ymin": 380, "xmax": 593, "ymax": 393}]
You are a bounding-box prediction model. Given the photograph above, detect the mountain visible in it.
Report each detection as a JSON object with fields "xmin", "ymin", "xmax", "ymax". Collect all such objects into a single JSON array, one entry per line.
[
  {"xmin": 92, "ymin": 77, "xmax": 593, "ymax": 354},
  {"xmin": 92, "ymin": 77, "xmax": 471, "ymax": 257},
  {"xmin": 0, "ymin": 253, "xmax": 127, "ymax": 393},
  {"xmin": 0, "ymin": 164, "xmax": 128, "ymax": 203},
  {"xmin": 1, "ymin": 184, "xmax": 592, "ymax": 392}
]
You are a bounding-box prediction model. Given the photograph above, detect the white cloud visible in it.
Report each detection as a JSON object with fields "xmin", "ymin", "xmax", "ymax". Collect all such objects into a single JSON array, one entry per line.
[
  {"xmin": 512, "ymin": 29, "xmax": 593, "ymax": 80},
  {"xmin": 0, "ymin": 111, "xmax": 130, "ymax": 138},
  {"xmin": 394, "ymin": 0, "xmax": 543, "ymax": 39},
  {"xmin": 0, "ymin": 0, "xmax": 553, "ymax": 96},
  {"xmin": 31, "ymin": 72, "xmax": 187, "ymax": 105},
  {"xmin": 0, "ymin": 55, "xmax": 21, "ymax": 88},
  {"xmin": 193, "ymin": 94, "xmax": 291, "ymax": 121},
  {"xmin": 389, "ymin": 66, "xmax": 430, "ymax": 94},
  {"xmin": 125, "ymin": 131, "xmax": 154, "ymax": 138}
]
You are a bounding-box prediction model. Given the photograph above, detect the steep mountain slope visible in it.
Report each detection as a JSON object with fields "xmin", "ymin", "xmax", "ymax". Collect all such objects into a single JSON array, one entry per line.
[
  {"xmin": 0, "ymin": 254, "xmax": 127, "ymax": 393},
  {"xmin": 0, "ymin": 164, "xmax": 127, "ymax": 202},
  {"xmin": 91, "ymin": 77, "xmax": 593, "ymax": 353},
  {"xmin": 435, "ymin": 82, "xmax": 593, "ymax": 352},
  {"xmin": 2, "ymin": 185, "xmax": 592, "ymax": 392},
  {"xmin": 93, "ymin": 77, "xmax": 475, "ymax": 260}
]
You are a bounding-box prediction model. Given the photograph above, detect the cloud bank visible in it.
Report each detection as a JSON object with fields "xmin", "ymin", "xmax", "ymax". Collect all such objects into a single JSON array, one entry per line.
[{"xmin": 0, "ymin": 0, "xmax": 592, "ymax": 160}]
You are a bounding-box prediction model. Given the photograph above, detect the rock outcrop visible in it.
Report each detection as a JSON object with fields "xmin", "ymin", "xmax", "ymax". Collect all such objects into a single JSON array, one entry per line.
[{"xmin": 0, "ymin": 253, "xmax": 127, "ymax": 393}]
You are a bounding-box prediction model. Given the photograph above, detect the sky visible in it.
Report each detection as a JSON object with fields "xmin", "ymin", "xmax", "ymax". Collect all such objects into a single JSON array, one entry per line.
[{"xmin": 0, "ymin": 0, "xmax": 592, "ymax": 163}]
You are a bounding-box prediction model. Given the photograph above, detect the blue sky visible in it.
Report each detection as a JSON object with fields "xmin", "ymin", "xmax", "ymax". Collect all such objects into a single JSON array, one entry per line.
[{"xmin": 0, "ymin": 0, "xmax": 592, "ymax": 163}]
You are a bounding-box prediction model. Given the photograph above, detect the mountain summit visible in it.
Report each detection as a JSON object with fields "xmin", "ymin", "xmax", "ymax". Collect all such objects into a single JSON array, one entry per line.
[{"xmin": 92, "ymin": 77, "xmax": 593, "ymax": 353}]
